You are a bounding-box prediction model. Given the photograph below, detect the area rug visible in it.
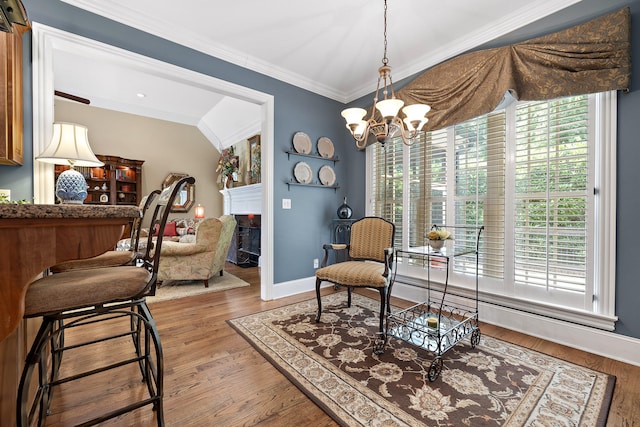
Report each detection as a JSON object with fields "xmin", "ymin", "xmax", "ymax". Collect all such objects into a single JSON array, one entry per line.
[
  {"xmin": 147, "ymin": 273, "xmax": 250, "ymax": 303},
  {"xmin": 228, "ymin": 292, "xmax": 615, "ymax": 427}
]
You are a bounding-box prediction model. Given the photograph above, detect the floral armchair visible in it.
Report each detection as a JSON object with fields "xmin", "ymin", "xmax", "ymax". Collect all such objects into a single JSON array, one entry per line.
[{"xmin": 157, "ymin": 215, "xmax": 237, "ymax": 287}]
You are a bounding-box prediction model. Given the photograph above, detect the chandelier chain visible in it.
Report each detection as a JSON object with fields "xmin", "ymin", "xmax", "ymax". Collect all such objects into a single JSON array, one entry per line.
[{"xmin": 382, "ymin": 0, "xmax": 388, "ymax": 66}]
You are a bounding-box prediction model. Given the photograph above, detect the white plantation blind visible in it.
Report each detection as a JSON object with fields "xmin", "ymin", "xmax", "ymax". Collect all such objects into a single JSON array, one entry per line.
[
  {"xmin": 369, "ymin": 92, "xmax": 609, "ymax": 314},
  {"xmin": 513, "ymin": 97, "xmax": 590, "ymax": 298},
  {"xmin": 453, "ymin": 113, "xmax": 505, "ymax": 277},
  {"xmin": 372, "ymin": 141, "xmax": 404, "ymax": 249},
  {"xmin": 408, "ymin": 129, "xmax": 448, "ymax": 249}
]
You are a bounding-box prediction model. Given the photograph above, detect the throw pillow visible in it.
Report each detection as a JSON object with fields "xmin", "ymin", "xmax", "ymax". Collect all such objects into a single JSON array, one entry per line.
[{"xmin": 154, "ymin": 221, "xmax": 178, "ymax": 237}]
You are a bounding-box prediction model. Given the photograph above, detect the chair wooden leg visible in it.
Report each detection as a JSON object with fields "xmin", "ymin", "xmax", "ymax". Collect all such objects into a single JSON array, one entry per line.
[
  {"xmin": 378, "ymin": 287, "xmax": 387, "ymax": 335},
  {"xmin": 204, "ymin": 279, "xmax": 209, "ymax": 288},
  {"xmin": 315, "ymin": 278, "xmax": 322, "ymax": 323},
  {"xmin": 347, "ymin": 287, "xmax": 352, "ymax": 307}
]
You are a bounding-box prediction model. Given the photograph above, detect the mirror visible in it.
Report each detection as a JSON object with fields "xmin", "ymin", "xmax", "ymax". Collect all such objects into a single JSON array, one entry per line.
[{"xmin": 162, "ymin": 173, "xmax": 195, "ymax": 212}]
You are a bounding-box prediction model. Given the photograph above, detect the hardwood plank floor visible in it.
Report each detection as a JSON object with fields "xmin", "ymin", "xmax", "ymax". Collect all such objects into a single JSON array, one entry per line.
[{"xmin": 39, "ymin": 263, "xmax": 640, "ymax": 426}]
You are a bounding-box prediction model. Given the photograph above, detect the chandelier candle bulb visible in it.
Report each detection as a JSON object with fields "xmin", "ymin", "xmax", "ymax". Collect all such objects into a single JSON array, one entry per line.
[{"xmin": 375, "ymin": 98, "xmax": 404, "ymax": 119}]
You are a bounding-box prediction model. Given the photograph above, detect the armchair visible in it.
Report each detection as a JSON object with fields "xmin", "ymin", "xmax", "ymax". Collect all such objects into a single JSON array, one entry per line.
[
  {"xmin": 157, "ymin": 215, "xmax": 237, "ymax": 287},
  {"xmin": 315, "ymin": 217, "xmax": 395, "ymax": 349}
]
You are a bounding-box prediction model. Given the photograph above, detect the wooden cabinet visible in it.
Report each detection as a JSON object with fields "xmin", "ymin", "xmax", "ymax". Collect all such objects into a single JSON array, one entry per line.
[
  {"xmin": 54, "ymin": 155, "xmax": 144, "ymax": 206},
  {"xmin": 0, "ymin": 24, "xmax": 28, "ymax": 165}
]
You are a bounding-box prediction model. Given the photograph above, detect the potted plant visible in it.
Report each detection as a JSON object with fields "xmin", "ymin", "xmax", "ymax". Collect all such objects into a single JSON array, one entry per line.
[
  {"xmin": 216, "ymin": 147, "xmax": 239, "ymax": 189},
  {"xmin": 426, "ymin": 228, "xmax": 453, "ymax": 252}
]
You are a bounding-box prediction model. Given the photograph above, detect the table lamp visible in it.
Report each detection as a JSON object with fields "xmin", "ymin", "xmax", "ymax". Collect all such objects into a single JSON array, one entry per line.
[
  {"xmin": 36, "ymin": 122, "xmax": 104, "ymax": 204},
  {"xmin": 194, "ymin": 204, "xmax": 205, "ymax": 219}
]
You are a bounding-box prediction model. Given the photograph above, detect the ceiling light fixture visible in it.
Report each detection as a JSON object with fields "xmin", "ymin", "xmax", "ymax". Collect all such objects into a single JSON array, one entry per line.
[{"xmin": 341, "ymin": 0, "xmax": 430, "ymax": 148}]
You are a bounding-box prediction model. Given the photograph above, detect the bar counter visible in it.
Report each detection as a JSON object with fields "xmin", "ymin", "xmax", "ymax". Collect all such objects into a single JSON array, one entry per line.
[
  {"xmin": 0, "ymin": 203, "xmax": 140, "ymax": 423},
  {"xmin": 0, "ymin": 203, "xmax": 140, "ymax": 342}
]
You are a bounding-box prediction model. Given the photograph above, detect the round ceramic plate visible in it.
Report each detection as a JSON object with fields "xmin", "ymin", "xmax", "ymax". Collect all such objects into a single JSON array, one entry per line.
[
  {"xmin": 292, "ymin": 132, "xmax": 312, "ymax": 154},
  {"xmin": 293, "ymin": 162, "xmax": 313, "ymax": 184},
  {"xmin": 317, "ymin": 136, "xmax": 334, "ymax": 158},
  {"xmin": 318, "ymin": 165, "xmax": 336, "ymax": 186}
]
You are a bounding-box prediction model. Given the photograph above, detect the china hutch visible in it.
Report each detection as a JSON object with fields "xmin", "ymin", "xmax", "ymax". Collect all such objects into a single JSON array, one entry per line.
[{"xmin": 54, "ymin": 154, "xmax": 144, "ymax": 206}]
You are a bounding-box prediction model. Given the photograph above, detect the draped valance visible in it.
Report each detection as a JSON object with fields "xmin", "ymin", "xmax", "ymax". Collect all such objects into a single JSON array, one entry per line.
[{"xmin": 391, "ymin": 7, "xmax": 630, "ymax": 133}]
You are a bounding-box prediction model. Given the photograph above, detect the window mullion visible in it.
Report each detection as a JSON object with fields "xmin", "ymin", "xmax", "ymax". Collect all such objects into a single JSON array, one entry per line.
[
  {"xmin": 445, "ymin": 127, "xmax": 455, "ymax": 227},
  {"xmin": 402, "ymin": 140, "xmax": 411, "ymax": 250}
]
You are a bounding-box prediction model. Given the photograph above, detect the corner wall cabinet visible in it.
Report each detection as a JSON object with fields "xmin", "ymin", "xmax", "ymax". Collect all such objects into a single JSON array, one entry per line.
[
  {"xmin": 385, "ymin": 225, "xmax": 484, "ymax": 381},
  {"xmin": 0, "ymin": 24, "xmax": 29, "ymax": 165},
  {"xmin": 54, "ymin": 155, "xmax": 144, "ymax": 206}
]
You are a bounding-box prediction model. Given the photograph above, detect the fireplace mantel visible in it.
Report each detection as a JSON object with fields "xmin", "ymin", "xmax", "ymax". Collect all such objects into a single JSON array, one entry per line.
[{"xmin": 220, "ymin": 183, "xmax": 262, "ymax": 215}]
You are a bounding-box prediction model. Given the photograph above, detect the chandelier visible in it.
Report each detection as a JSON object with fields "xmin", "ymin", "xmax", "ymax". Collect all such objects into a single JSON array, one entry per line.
[{"xmin": 341, "ymin": 0, "xmax": 431, "ymax": 149}]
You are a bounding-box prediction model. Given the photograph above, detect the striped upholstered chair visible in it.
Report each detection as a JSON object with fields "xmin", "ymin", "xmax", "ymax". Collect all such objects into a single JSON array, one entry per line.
[{"xmin": 315, "ymin": 217, "xmax": 395, "ymax": 346}]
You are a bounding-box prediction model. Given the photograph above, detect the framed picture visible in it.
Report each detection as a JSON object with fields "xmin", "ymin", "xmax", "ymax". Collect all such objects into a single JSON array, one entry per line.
[{"xmin": 249, "ymin": 134, "xmax": 261, "ymax": 184}]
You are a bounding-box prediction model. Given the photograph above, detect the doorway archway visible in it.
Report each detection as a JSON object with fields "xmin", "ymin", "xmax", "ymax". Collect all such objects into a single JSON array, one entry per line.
[{"xmin": 31, "ymin": 23, "xmax": 275, "ymax": 299}]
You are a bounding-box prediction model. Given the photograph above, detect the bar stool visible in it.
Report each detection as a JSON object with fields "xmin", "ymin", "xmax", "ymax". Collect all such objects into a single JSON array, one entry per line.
[
  {"xmin": 48, "ymin": 189, "xmax": 161, "ymax": 273},
  {"xmin": 17, "ymin": 176, "xmax": 195, "ymax": 427}
]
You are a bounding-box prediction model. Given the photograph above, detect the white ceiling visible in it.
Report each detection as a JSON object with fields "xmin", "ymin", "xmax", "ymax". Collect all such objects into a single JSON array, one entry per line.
[{"xmin": 52, "ymin": 0, "xmax": 585, "ymax": 147}]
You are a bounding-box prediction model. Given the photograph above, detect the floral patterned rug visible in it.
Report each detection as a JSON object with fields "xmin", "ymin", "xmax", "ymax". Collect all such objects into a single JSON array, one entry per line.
[{"xmin": 228, "ymin": 292, "xmax": 615, "ymax": 427}]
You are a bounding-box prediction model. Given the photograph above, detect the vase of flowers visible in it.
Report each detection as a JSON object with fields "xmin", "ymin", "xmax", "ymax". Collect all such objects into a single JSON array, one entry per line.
[
  {"xmin": 427, "ymin": 228, "xmax": 453, "ymax": 252},
  {"xmin": 216, "ymin": 147, "xmax": 239, "ymax": 189}
]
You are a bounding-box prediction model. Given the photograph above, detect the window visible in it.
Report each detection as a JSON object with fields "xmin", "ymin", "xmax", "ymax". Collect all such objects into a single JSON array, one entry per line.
[{"xmin": 367, "ymin": 92, "xmax": 616, "ymax": 324}]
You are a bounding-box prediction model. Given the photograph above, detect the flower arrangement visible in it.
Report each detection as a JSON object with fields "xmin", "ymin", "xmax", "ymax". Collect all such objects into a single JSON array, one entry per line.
[
  {"xmin": 216, "ymin": 146, "xmax": 239, "ymax": 178},
  {"xmin": 427, "ymin": 229, "xmax": 453, "ymax": 241},
  {"xmin": 250, "ymin": 142, "xmax": 261, "ymax": 183}
]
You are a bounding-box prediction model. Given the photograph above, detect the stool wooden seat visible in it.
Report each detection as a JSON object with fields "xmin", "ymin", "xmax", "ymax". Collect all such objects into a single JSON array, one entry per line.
[{"xmin": 17, "ymin": 176, "xmax": 194, "ymax": 427}]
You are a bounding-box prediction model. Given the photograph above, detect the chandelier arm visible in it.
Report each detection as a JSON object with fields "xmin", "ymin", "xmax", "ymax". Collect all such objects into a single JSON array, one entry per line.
[
  {"xmin": 393, "ymin": 117, "xmax": 418, "ymax": 146},
  {"xmin": 351, "ymin": 119, "xmax": 373, "ymax": 149}
]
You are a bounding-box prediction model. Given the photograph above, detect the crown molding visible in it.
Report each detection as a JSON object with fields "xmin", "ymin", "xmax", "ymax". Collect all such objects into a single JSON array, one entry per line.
[{"xmin": 62, "ymin": 0, "xmax": 582, "ymax": 104}]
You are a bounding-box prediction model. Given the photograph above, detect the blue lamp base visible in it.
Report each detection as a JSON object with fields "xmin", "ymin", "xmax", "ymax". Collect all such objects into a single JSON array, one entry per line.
[{"xmin": 56, "ymin": 168, "xmax": 88, "ymax": 204}]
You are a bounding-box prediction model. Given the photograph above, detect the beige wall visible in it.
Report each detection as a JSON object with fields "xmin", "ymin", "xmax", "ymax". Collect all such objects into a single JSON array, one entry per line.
[{"xmin": 55, "ymin": 99, "xmax": 223, "ymax": 219}]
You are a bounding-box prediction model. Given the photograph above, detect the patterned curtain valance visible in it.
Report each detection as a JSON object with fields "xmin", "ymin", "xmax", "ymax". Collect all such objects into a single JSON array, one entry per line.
[{"xmin": 392, "ymin": 7, "xmax": 630, "ymax": 133}]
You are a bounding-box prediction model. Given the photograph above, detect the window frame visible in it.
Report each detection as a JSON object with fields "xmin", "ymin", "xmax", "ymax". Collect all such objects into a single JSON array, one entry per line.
[{"xmin": 365, "ymin": 91, "xmax": 618, "ymax": 330}]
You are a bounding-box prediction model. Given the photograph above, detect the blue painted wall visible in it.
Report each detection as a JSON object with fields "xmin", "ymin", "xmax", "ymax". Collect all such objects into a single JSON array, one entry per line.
[
  {"xmin": 6, "ymin": 0, "xmax": 364, "ymax": 285},
  {"xmin": 2, "ymin": 0, "xmax": 640, "ymax": 340}
]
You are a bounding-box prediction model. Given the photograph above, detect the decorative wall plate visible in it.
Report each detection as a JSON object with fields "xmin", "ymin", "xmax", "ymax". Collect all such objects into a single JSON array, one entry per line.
[
  {"xmin": 294, "ymin": 162, "xmax": 313, "ymax": 184},
  {"xmin": 317, "ymin": 136, "xmax": 334, "ymax": 158},
  {"xmin": 318, "ymin": 165, "xmax": 336, "ymax": 186},
  {"xmin": 292, "ymin": 132, "xmax": 312, "ymax": 154}
]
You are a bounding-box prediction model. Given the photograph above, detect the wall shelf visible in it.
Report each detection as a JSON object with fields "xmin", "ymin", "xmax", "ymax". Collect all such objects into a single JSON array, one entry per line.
[
  {"xmin": 285, "ymin": 150, "xmax": 339, "ymax": 164},
  {"xmin": 285, "ymin": 179, "xmax": 339, "ymax": 191}
]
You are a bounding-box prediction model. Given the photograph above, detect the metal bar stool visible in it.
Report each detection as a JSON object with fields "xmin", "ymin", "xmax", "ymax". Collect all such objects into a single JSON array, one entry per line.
[{"xmin": 17, "ymin": 176, "xmax": 195, "ymax": 427}]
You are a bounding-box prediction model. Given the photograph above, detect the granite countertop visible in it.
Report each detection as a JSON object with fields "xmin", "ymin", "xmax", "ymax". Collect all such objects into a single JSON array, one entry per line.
[{"xmin": 0, "ymin": 204, "xmax": 141, "ymax": 219}]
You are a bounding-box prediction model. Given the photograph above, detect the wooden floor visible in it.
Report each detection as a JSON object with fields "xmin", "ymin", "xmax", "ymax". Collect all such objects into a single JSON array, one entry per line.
[{"xmin": 40, "ymin": 263, "xmax": 640, "ymax": 426}]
